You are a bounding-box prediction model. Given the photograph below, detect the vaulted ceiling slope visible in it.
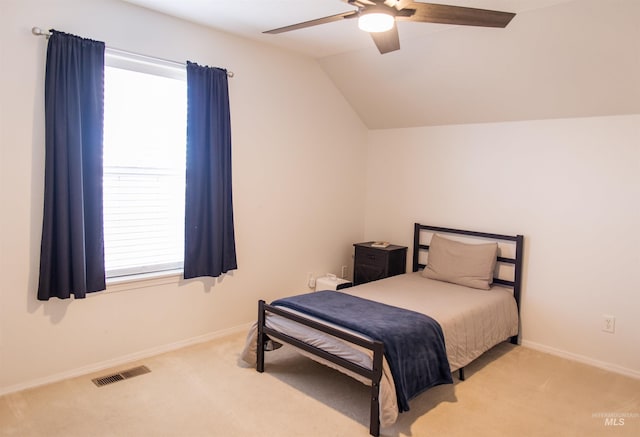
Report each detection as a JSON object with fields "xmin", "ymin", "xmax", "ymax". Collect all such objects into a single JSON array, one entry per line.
[{"xmin": 124, "ymin": 0, "xmax": 640, "ymax": 128}]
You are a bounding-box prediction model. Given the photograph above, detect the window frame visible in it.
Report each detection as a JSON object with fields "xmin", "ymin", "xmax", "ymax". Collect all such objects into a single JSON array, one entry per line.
[{"xmin": 103, "ymin": 49, "xmax": 187, "ymax": 281}]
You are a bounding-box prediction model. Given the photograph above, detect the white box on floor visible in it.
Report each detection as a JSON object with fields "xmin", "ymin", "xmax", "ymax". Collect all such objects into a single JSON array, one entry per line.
[{"xmin": 315, "ymin": 274, "xmax": 352, "ymax": 291}]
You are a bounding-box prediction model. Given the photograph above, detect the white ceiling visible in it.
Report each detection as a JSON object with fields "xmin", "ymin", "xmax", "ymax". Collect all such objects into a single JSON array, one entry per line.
[
  {"xmin": 122, "ymin": 0, "xmax": 640, "ymax": 128},
  {"xmin": 123, "ymin": 0, "xmax": 571, "ymax": 58}
]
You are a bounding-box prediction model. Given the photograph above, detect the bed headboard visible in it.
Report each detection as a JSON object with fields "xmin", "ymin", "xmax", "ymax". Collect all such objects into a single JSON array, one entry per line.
[{"xmin": 412, "ymin": 223, "xmax": 524, "ymax": 312}]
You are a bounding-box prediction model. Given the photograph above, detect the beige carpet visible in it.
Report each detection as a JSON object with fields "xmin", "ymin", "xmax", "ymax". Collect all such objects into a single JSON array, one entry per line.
[{"xmin": 1, "ymin": 332, "xmax": 638, "ymax": 436}]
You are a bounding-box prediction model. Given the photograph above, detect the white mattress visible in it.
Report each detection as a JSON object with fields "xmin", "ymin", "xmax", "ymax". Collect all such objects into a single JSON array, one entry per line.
[{"xmin": 241, "ymin": 272, "xmax": 519, "ymax": 427}]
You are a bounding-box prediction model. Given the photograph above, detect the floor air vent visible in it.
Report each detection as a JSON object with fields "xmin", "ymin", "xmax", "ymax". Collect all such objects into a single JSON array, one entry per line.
[{"xmin": 92, "ymin": 365, "xmax": 150, "ymax": 387}]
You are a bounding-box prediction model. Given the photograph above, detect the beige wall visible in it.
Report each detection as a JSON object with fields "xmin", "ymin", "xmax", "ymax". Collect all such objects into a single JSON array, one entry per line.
[
  {"xmin": 364, "ymin": 115, "xmax": 640, "ymax": 377},
  {"xmin": 0, "ymin": 0, "xmax": 367, "ymax": 393}
]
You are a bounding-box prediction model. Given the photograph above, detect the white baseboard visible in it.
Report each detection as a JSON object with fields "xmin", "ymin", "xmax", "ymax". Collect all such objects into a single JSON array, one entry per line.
[
  {"xmin": 6, "ymin": 328, "xmax": 635, "ymax": 397},
  {"xmin": 521, "ymin": 339, "xmax": 640, "ymax": 380},
  {"xmin": 0, "ymin": 322, "xmax": 253, "ymax": 397}
]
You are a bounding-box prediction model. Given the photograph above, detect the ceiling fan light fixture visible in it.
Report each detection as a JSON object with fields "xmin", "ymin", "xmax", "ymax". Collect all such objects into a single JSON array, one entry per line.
[{"xmin": 358, "ymin": 12, "xmax": 394, "ymax": 33}]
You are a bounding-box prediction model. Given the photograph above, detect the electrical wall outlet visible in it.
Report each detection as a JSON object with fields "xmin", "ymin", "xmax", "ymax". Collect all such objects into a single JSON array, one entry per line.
[
  {"xmin": 341, "ymin": 265, "xmax": 348, "ymax": 279},
  {"xmin": 307, "ymin": 272, "xmax": 316, "ymax": 289},
  {"xmin": 602, "ymin": 315, "xmax": 615, "ymax": 333}
]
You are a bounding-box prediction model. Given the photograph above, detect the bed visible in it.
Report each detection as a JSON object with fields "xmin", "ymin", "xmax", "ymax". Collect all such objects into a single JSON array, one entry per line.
[{"xmin": 241, "ymin": 223, "xmax": 524, "ymax": 436}]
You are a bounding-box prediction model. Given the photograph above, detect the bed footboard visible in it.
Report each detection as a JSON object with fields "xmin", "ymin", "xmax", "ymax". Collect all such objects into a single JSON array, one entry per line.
[{"xmin": 257, "ymin": 300, "xmax": 385, "ymax": 437}]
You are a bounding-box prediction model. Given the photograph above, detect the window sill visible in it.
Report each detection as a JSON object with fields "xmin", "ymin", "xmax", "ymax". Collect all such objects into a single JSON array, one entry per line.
[{"xmin": 104, "ymin": 269, "xmax": 183, "ymax": 294}]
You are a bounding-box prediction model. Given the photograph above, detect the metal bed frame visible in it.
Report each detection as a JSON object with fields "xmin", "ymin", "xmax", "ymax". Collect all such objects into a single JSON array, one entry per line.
[{"xmin": 256, "ymin": 223, "xmax": 524, "ymax": 436}]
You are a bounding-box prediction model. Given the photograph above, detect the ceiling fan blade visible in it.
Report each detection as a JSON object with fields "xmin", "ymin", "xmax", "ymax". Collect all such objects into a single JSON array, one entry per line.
[
  {"xmin": 345, "ymin": 0, "xmax": 376, "ymax": 6},
  {"xmin": 263, "ymin": 11, "xmax": 358, "ymax": 34},
  {"xmin": 397, "ymin": 2, "xmax": 515, "ymax": 28},
  {"xmin": 370, "ymin": 26, "xmax": 401, "ymax": 54}
]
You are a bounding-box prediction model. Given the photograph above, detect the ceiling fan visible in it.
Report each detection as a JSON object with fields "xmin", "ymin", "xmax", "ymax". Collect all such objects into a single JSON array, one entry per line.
[{"xmin": 263, "ymin": 0, "xmax": 516, "ymax": 54}]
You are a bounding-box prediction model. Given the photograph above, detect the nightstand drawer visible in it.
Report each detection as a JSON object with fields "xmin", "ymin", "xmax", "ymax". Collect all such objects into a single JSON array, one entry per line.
[
  {"xmin": 353, "ymin": 264, "xmax": 386, "ymax": 285},
  {"xmin": 354, "ymin": 246, "xmax": 386, "ymax": 268}
]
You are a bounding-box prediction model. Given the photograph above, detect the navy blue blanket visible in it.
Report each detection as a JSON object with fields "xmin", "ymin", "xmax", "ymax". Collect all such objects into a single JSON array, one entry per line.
[{"xmin": 272, "ymin": 290, "xmax": 452, "ymax": 412}]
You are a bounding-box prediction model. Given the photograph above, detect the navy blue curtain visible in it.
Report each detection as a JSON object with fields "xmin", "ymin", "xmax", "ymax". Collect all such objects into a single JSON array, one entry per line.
[
  {"xmin": 37, "ymin": 30, "xmax": 106, "ymax": 300},
  {"xmin": 184, "ymin": 62, "xmax": 237, "ymax": 279}
]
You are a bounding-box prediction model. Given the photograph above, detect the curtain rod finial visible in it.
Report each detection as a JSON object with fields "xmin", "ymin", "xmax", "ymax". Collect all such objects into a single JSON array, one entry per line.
[{"xmin": 32, "ymin": 27, "xmax": 51, "ymax": 37}]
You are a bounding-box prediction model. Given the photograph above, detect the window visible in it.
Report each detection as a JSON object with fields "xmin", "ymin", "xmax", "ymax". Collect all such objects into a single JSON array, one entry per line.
[{"xmin": 103, "ymin": 50, "xmax": 187, "ymax": 278}]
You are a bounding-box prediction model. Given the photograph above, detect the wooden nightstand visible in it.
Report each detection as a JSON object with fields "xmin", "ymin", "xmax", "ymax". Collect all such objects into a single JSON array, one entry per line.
[{"xmin": 353, "ymin": 242, "xmax": 408, "ymax": 286}]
